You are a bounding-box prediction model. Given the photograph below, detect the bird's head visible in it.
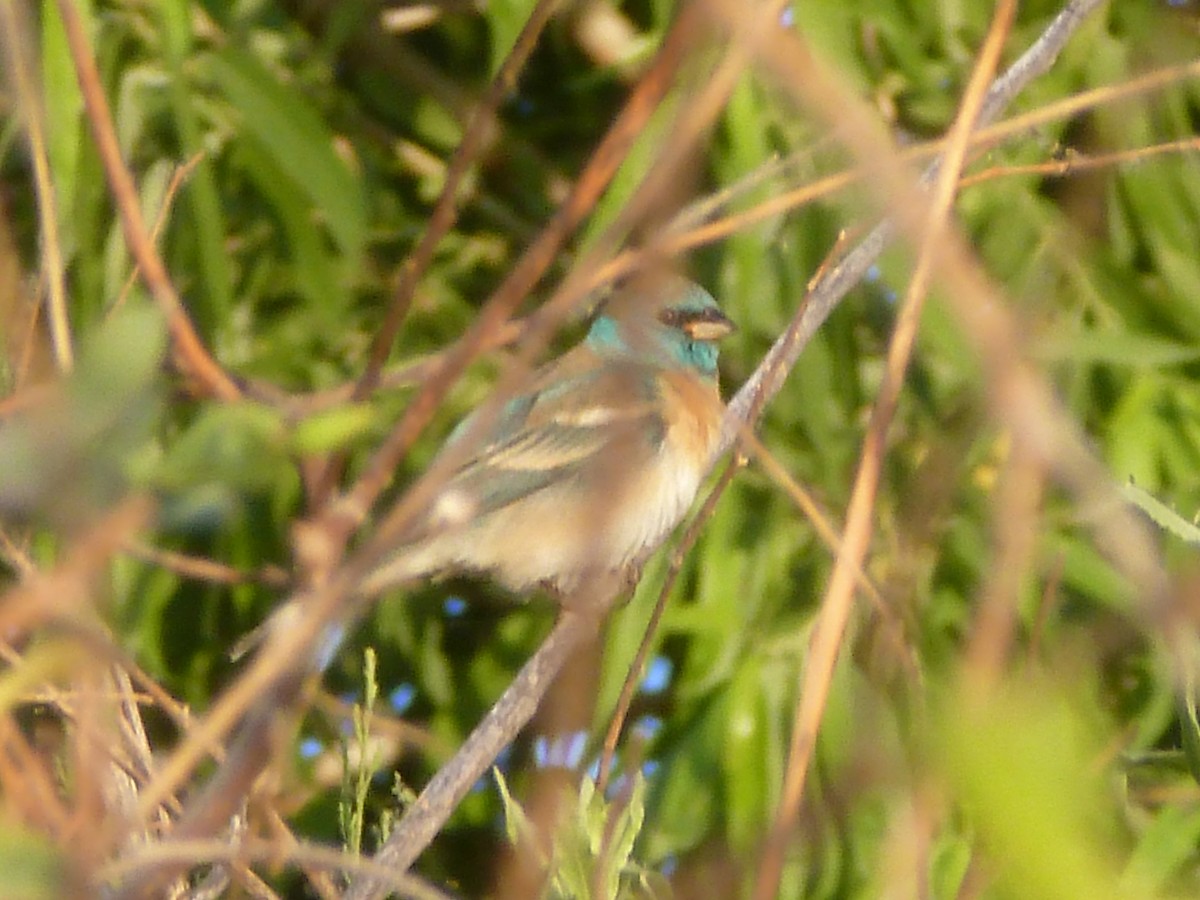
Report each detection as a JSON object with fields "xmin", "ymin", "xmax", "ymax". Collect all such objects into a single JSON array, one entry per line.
[{"xmin": 586, "ymin": 272, "xmax": 736, "ymax": 378}]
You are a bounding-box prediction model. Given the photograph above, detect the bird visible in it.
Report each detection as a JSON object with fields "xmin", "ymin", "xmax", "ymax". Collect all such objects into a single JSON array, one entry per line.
[
  {"xmin": 235, "ymin": 271, "xmax": 734, "ymax": 663},
  {"xmin": 357, "ymin": 270, "xmax": 736, "ymax": 600}
]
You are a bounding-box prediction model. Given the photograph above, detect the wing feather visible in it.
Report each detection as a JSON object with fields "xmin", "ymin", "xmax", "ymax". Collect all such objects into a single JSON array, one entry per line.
[{"xmin": 433, "ymin": 362, "xmax": 665, "ymax": 520}]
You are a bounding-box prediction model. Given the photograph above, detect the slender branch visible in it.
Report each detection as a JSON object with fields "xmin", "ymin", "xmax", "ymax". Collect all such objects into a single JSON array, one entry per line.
[
  {"xmin": 960, "ymin": 135, "xmax": 1200, "ymax": 187},
  {"xmin": 753, "ymin": 0, "xmax": 1019, "ymax": 893},
  {"xmin": 55, "ymin": 0, "xmax": 241, "ymax": 401},
  {"xmin": 312, "ymin": 0, "xmax": 565, "ymax": 505},
  {"xmin": 122, "ymin": 542, "xmax": 290, "ymax": 589},
  {"xmin": 718, "ymin": 0, "xmax": 1111, "ymax": 451},
  {"xmin": 595, "ymin": 454, "xmax": 744, "ymax": 796},
  {"xmin": 353, "ymin": 0, "xmax": 562, "ymax": 400},
  {"xmin": 113, "ymin": 152, "xmax": 206, "ymax": 312},
  {"xmin": 344, "ymin": 594, "xmax": 619, "ymax": 900},
  {"xmin": 1, "ymin": 1, "xmax": 72, "ymax": 372},
  {"xmin": 102, "ymin": 835, "xmax": 461, "ymax": 900}
]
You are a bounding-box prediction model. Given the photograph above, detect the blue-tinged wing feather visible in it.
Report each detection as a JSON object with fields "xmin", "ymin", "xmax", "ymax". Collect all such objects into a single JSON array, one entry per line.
[{"xmin": 432, "ymin": 361, "xmax": 666, "ymax": 521}]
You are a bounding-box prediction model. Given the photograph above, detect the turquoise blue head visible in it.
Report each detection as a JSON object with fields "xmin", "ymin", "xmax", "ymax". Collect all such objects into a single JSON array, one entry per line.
[{"xmin": 586, "ymin": 273, "xmax": 735, "ymax": 378}]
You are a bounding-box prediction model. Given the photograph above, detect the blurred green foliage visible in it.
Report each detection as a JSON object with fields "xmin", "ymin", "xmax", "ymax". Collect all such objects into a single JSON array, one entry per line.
[{"xmin": 2, "ymin": 0, "xmax": 1200, "ymax": 897}]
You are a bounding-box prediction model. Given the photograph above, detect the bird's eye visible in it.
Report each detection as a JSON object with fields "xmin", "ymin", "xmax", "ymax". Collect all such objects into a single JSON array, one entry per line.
[{"xmin": 659, "ymin": 308, "xmax": 684, "ymax": 328}]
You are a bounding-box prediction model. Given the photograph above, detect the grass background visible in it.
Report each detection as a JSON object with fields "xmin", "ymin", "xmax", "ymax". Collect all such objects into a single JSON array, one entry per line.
[{"xmin": 1, "ymin": 0, "xmax": 1200, "ymax": 897}]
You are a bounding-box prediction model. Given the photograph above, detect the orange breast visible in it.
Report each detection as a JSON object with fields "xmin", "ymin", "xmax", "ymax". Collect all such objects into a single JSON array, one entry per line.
[{"xmin": 658, "ymin": 369, "xmax": 724, "ymax": 467}]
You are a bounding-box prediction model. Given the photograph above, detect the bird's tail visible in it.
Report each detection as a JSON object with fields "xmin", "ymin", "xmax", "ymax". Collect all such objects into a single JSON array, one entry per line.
[{"xmin": 230, "ymin": 543, "xmax": 444, "ymax": 669}]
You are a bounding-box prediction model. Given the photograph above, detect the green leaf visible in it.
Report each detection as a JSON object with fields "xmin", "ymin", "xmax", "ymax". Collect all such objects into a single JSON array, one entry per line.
[
  {"xmin": 936, "ymin": 675, "xmax": 1129, "ymax": 900},
  {"xmin": 606, "ymin": 774, "xmax": 647, "ymax": 889},
  {"xmin": 1108, "ymin": 379, "xmax": 1166, "ymax": 490},
  {"xmin": 0, "ymin": 826, "xmax": 63, "ymax": 899},
  {"xmin": 1121, "ymin": 802, "xmax": 1200, "ymax": 893},
  {"xmin": 229, "ymin": 136, "xmax": 342, "ymax": 317},
  {"xmin": 1034, "ymin": 331, "xmax": 1200, "ymax": 367},
  {"xmin": 485, "ymin": 0, "xmax": 528, "ymax": 79},
  {"xmin": 152, "ymin": 402, "xmax": 287, "ymax": 495},
  {"xmin": 0, "ymin": 304, "xmax": 165, "ymax": 527},
  {"xmin": 157, "ymin": 0, "xmax": 232, "ymax": 329},
  {"xmin": 722, "ymin": 656, "xmax": 770, "ymax": 854},
  {"xmin": 207, "ymin": 47, "xmax": 366, "ymax": 268},
  {"xmin": 41, "ymin": 1, "xmax": 87, "ymax": 259},
  {"xmin": 291, "ymin": 403, "xmax": 377, "ymax": 455},
  {"xmin": 495, "ymin": 768, "xmax": 545, "ymax": 864},
  {"xmin": 1121, "ymin": 481, "xmax": 1200, "ymax": 545}
]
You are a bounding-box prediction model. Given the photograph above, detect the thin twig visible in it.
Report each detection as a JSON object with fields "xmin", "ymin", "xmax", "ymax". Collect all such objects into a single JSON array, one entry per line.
[
  {"xmin": 54, "ymin": 0, "xmax": 241, "ymax": 401},
  {"xmin": 740, "ymin": 427, "xmax": 909, "ymax": 663},
  {"xmin": 112, "ymin": 151, "xmax": 206, "ymax": 312},
  {"xmin": 0, "ymin": 712, "xmax": 73, "ymax": 836},
  {"xmin": 101, "ymin": 835, "xmax": 461, "ymax": 900},
  {"xmin": 717, "ymin": 0, "xmax": 1129, "ymax": 449},
  {"xmin": 353, "ymin": 0, "xmax": 561, "ymax": 397},
  {"xmin": 313, "ymin": 0, "xmax": 565, "ymax": 505},
  {"xmin": 263, "ymin": 806, "xmax": 344, "ymax": 900},
  {"xmin": 122, "ymin": 541, "xmax": 291, "ymax": 589},
  {"xmin": 344, "ymin": 589, "xmax": 621, "ymax": 900},
  {"xmin": 0, "ymin": 498, "xmax": 154, "ymax": 639},
  {"xmin": 751, "ymin": 1, "xmax": 1019, "ymax": 894},
  {"xmin": 0, "ymin": 1, "xmax": 73, "ymax": 372},
  {"xmin": 595, "ymin": 454, "xmax": 745, "ymax": 796},
  {"xmin": 960, "ymin": 135, "xmax": 1200, "ymax": 188}
]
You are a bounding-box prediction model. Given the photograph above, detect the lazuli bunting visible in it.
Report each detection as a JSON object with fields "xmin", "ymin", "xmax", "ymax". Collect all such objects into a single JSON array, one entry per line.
[
  {"xmin": 359, "ymin": 271, "xmax": 736, "ymax": 599},
  {"xmin": 236, "ymin": 273, "xmax": 733, "ymax": 663}
]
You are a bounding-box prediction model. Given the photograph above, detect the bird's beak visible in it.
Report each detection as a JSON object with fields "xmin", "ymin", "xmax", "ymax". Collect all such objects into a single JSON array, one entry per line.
[{"xmin": 683, "ymin": 308, "xmax": 736, "ymax": 342}]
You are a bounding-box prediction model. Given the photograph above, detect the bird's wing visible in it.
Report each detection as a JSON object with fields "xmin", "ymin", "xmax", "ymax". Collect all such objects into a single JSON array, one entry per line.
[{"xmin": 437, "ymin": 361, "xmax": 666, "ymax": 518}]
